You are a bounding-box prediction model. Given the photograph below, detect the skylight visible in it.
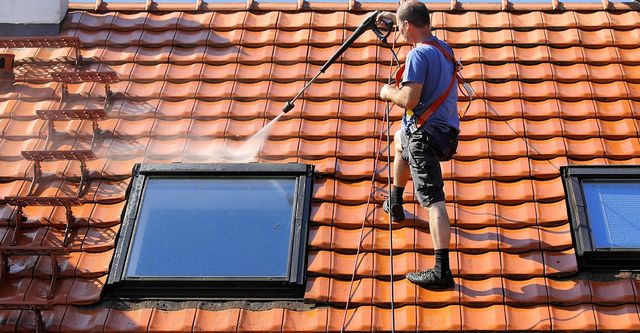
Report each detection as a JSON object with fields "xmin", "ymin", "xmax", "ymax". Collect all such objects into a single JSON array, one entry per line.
[
  {"xmin": 107, "ymin": 163, "xmax": 314, "ymax": 299},
  {"xmin": 562, "ymin": 166, "xmax": 640, "ymax": 270}
]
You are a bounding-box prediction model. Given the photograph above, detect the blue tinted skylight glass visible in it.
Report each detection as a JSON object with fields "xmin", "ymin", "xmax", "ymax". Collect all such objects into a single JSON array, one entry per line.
[
  {"xmin": 125, "ymin": 177, "xmax": 297, "ymax": 278},
  {"xmin": 583, "ymin": 181, "xmax": 640, "ymax": 250}
]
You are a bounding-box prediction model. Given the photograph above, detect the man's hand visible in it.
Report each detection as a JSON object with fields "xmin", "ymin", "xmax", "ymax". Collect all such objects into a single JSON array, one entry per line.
[
  {"xmin": 380, "ymin": 82, "xmax": 423, "ymax": 110},
  {"xmin": 380, "ymin": 84, "xmax": 396, "ymax": 101},
  {"xmin": 376, "ymin": 11, "xmax": 396, "ymax": 29}
]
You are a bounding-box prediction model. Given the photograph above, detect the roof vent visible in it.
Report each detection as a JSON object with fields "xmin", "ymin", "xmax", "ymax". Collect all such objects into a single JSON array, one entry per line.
[{"xmin": 0, "ymin": 0, "xmax": 68, "ymax": 36}]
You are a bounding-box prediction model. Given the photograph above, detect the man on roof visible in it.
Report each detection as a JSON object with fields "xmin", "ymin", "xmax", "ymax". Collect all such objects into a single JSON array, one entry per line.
[{"xmin": 377, "ymin": 1, "xmax": 460, "ymax": 289}]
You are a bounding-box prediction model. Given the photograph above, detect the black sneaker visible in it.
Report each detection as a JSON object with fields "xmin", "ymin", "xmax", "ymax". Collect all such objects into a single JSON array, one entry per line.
[
  {"xmin": 406, "ymin": 269, "xmax": 455, "ymax": 289},
  {"xmin": 383, "ymin": 198, "xmax": 405, "ymax": 221}
]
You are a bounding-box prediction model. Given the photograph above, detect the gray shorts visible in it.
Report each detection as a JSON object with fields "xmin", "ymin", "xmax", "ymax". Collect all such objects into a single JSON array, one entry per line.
[{"xmin": 399, "ymin": 129, "xmax": 445, "ymax": 207}]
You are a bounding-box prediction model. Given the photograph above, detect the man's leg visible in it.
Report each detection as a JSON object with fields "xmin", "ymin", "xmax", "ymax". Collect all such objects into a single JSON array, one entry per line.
[
  {"xmin": 404, "ymin": 131, "xmax": 454, "ymax": 288},
  {"xmin": 393, "ymin": 129, "xmax": 411, "ymax": 187},
  {"xmin": 427, "ymin": 200, "xmax": 452, "ymax": 279},
  {"xmin": 385, "ymin": 130, "xmax": 410, "ymax": 221},
  {"xmin": 407, "ymin": 200, "xmax": 453, "ymax": 288}
]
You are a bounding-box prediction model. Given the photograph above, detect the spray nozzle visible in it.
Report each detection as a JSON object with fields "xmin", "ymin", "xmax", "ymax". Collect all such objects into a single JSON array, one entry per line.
[{"xmin": 282, "ymin": 101, "xmax": 295, "ymax": 113}]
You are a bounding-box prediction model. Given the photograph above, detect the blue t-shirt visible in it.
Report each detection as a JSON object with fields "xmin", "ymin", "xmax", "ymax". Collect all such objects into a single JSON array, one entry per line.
[{"xmin": 401, "ymin": 37, "xmax": 460, "ymax": 132}]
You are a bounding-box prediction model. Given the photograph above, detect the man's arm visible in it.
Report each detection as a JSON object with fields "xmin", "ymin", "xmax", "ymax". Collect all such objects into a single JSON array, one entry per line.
[{"xmin": 380, "ymin": 82, "xmax": 423, "ymax": 110}]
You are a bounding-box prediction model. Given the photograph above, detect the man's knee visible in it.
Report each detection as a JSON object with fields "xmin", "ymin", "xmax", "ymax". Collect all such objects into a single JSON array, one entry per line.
[
  {"xmin": 394, "ymin": 130, "xmax": 403, "ymax": 153},
  {"xmin": 426, "ymin": 200, "xmax": 446, "ymax": 211}
]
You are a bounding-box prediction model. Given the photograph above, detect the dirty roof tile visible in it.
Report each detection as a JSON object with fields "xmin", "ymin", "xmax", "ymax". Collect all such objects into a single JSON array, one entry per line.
[{"xmin": 103, "ymin": 308, "xmax": 153, "ymax": 333}]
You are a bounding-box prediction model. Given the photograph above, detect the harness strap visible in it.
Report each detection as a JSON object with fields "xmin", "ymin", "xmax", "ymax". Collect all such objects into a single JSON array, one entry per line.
[{"xmin": 414, "ymin": 40, "xmax": 460, "ymax": 130}]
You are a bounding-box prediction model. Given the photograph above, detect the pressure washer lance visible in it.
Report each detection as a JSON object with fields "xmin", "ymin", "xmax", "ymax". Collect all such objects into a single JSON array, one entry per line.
[{"xmin": 281, "ymin": 10, "xmax": 394, "ymax": 114}]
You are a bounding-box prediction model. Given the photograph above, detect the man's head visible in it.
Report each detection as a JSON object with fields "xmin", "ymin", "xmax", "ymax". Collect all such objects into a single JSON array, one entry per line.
[{"xmin": 396, "ymin": 1, "xmax": 431, "ymax": 41}]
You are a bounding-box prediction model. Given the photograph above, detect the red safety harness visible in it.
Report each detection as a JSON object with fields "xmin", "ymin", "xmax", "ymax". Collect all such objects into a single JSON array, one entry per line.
[{"xmin": 395, "ymin": 40, "xmax": 463, "ymax": 132}]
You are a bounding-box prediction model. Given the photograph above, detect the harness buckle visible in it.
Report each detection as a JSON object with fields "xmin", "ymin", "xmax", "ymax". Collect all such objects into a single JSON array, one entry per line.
[
  {"xmin": 409, "ymin": 123, "xmax": 419, "ymax": 135},
  {"xmin": 456, "ymin": 58, "xmax": 463, "ymax": 72}
]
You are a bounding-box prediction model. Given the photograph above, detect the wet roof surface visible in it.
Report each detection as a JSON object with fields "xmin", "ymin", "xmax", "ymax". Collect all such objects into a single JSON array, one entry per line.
[{"xmin": 0, "ymin": 3, "xmax": 640, "ymax": 331}]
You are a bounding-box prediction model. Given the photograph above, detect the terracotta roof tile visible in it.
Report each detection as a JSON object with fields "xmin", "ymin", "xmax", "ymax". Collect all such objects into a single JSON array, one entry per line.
[
  {"xmin": 282, "ymin": 308, "xmax": 328, "ymax": 332},
  {"xmin": 277, "ymin": 12, "xmax": 312, "ymax": 30},
  {"xmin": 461, "ymin": 305, "xmax": 506, "ymax": 330},
  {"xmin": 202, "ymin": 45, "xmax": 240, "ymax": 64},
  {"xmin": 176, "ymin": 12, "xmax": 213, "ymax": 31},
  {"xmin": 550, "ymin": 304, "xmax": 597, "ymax": 331},
  {"xmin": 104, "ymin": 308, "xmax": 153, "ymax": 333},
  {"xmin": 147, "ymin": 308, "xmax": 197, "ymax": 332},
  {"xmin": 459, "ymin": 276, "xmax": 502, "ymax": 305},
  {"xmin": 506, "ymin": 305, "xmax": 552, "ymax": 330},
  {"xmin": 594, "ymin": 304, "xmax": 640, "ymax": 331}
]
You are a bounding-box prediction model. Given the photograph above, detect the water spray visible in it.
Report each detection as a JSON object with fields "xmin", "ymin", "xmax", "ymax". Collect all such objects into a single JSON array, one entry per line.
[{"xmin": 207, "ymin": 12, "xmax": 395, "ymax": 163}]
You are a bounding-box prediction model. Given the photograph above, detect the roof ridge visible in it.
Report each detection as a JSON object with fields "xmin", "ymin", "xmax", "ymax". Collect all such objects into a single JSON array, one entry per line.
[{"xmin": 68, "ymin": 1, "xmax": 640, "ymax": 13}]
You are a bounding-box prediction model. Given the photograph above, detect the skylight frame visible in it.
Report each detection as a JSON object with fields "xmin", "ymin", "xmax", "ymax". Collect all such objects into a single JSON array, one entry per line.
[
  {"xmin": 562, "ymin": 165, "xmax": 640, "ymax": 270},
  {"xmin": 106, "ymin": 162, "xmax": 314, "ymax": 300}
]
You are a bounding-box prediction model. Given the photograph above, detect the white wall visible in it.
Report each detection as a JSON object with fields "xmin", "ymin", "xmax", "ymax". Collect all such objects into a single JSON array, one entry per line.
[{"xmin": 1, "ymin": 0, "xmax": 69, "ymax": 24}]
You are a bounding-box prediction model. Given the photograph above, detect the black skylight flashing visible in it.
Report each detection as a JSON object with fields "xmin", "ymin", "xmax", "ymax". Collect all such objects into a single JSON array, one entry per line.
[
  {"xmin": 562, "ymin": 165, "xmax": 640, "ymax": 271},
  {"xmin": 106, "ymin": 163, "xmax": 314, "ymax": 300}
]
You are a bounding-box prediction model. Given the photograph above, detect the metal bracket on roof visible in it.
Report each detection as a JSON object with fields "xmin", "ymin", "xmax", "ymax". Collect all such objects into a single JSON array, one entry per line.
[
  {"xmin": 50, "ymin": 71, "xmax": 119, "ymax": 106},
  {"xmin": 0, "ymin": 247, "xmax": 67, "ymax": 303},
  {"xmin": 0, "ymin": 37, "xmax": 82, "ymax": 70},
  {"xmin": 22, "ymin": 150, "xmax": 96, "ymax": 197},
  {"xmin": 27, "ymin": 161, "xmax": 42, "ymax": 196},
  {"xmin": 0, "ymin": 252, "xmax": 6, "ymax": 284},
  {"xmin": 36, "ymin": 108, "xmax": 109, "ymax": 149},
  {"xmin": 5, "ymin": 197, "xmax": 83, "ymax": 247},
  {"xmin": 34, "ymin": 307, "xmax": 44, "ymax": 333},
  {"xmin": 48, "ymin": 255, "xmax": 59, "ymax": 299},
  {"xmin": 8, "ymin": 205, "xmax": 25, "ymax": 246}
]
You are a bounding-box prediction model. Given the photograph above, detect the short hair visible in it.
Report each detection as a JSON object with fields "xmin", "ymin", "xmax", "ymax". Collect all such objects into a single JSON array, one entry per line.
[{"xmin": 397, "ymin": 1, "xmax": 430, "ymax": 28}]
